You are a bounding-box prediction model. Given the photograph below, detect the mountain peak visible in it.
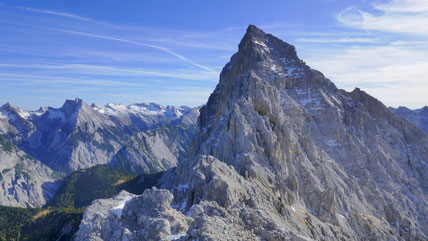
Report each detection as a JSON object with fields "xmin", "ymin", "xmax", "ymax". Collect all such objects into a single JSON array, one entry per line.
[
  {"xmin": 59, "ymin": 98, "xmax": 88, "ymax": 117},
  {"xmin": 245, "ymin": 24, "xmax": 265, "ymax": 38},
  {"xmin": 238, "ymin": 25, "xmax": 298, "ymax": 59},
  {"xmin": 238, "ymin": 24, "xmax": 268, "ymax": 53},
  {"xmin": 222, "ymin": 24, "xmax": 303, "ymax": 81},
  {"xmin": 1, "ymin": 102, "xmax": 17, "ymax": 110},
  {"xmin": 0, "ymin": 102, "xmax": 30, "ymax": 120},
  {"xmin": 74, "ymin": 25, "xmax": 428, "ymax": 240},
  {"xmin": 62, "ymin": 98, "xmax": 83, "ymax": 108}
]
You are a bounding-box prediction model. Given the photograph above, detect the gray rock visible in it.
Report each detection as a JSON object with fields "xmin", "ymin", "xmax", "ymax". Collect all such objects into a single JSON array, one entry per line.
[
  {"xmin": 109, "ymin": 124, "xmax": 196, "ymax": 175},
  {"xmin": 77, "ymin": 25, "xmax": 428, "ymax": 240},
  {"xmin": 0, "ymin": 100, "xmax": 198, "ymax": 174},
  {"xmin": 0, "ymin": 135, "xmax": 61, "ymax": 207},
  {"xmin": 75, "ymin": 188, "xmax": 191, "ymax": 241},
  {"xmin": 390, "ymin": 106, "xmax": 428, "ymax": 136}
]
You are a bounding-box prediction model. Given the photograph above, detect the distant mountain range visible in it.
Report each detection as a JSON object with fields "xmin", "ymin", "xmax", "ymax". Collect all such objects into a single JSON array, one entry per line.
[
  {"xmin": 390, "ymin": 106, "xmax": 428, "ymax": 136},
  {"xmin": 0, "ymin": 99, "xmax": 198, "ymax": 207}
]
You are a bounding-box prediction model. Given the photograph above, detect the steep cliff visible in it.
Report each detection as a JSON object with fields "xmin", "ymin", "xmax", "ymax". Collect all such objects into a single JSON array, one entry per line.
[
  {"xmin": 0, "ymin": 135, "xmax": 60, "ymax": 207},
  {"xmin": 76, "ymin": 25, "xmax": 428, "ymax": 240}
]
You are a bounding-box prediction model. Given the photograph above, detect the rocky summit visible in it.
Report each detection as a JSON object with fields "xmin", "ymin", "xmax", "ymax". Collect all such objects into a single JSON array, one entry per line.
[{"xmin": 76, "ymin": 25, "xmax": 428, "ymax": 240}]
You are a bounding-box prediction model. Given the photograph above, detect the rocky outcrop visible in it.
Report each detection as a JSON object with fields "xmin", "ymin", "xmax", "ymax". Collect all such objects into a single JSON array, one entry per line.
[
  {"xmin": 75, "ymin": 189, "xmax": 191, "ymax": 241},
  {"xmin": 0, "ymin": 135, "xmax": 61, "ymax": 207},
  {"xmin": 77, "ymin": 25, "xmax": 428, "ymax": 240}
]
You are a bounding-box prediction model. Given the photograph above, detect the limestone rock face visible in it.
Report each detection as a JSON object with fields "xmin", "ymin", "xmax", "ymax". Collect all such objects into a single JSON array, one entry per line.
[
  {"xmin": 77, "ymin": 25, "xmax": 428, "ymax": 240},
  {"xmin": 0, "ymin": 100, "xmax": 198, "ymax": 173},
  {"xmin": 0, "ymin": 135, "xmax": 60, "ymax": 207},
  {"xmin": 109, "ymin": 124, "xmax": 196, "ymax": 175},
  {"xmin": 75, "ymin": 189, "xmax": 191, "ymax": 241}
]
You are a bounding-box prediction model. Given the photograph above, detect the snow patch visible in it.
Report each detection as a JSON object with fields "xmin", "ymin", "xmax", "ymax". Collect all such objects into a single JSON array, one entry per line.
[
  {"xmin": 16, "ymin": 109, "xmax": 30, "ymax": 119},
  {"xmin": 0, "ymin": 111, "xmax": 8, "ymax": 119},
  {"xmin": 180, "ymin": 200, "xmax": 187, "ymax": 211},
  {"xmin": 0, "ymin": 109, "xmax": 29, "ymax": 121},
  {"xmin": 31, "ymin": 109, "xmax": 46, "ymax": 117},
  {"xmin": 92, "ymin": 102, "xmax": 188, "ymax": 119},
  {"xmin": 344, "ymin": 212, "xmax": 350, "ymax": 219},
  {"xmin": 110, "ymin": 196, "xmax": 133, "ymax": 218},
  {"xmin": 280, "ymin": 57, "xmax": 291, "ymax": 64},
  {"xmin": 92, "ymin": 104, "xmax": 108, "ymax": 114},
  {"xmin": 330, "ymin": 95, "xmax": 341, "ymax": 105},
  {"xmin": 253, "ymin": 40, "xmax": 269, "ymax": 52},
  {"xmin": 326, "ymin": 140, "xmax": 338, "ymax": 147},
  {"xmin": 270, "ymin": 64, "xmax": 279, "ymax": 72},
  {"xmin": 166, "ymin": 233, "xmax": 188, "ymax": 240}
]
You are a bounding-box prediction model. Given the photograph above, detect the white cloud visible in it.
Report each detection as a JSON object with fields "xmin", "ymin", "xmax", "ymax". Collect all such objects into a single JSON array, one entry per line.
[
  {"xmin": 304, "ymin": 0, "xmax": 428, "ymax": 109},
  {"xmin": 306, "ymin": 41, "xmax": 428, "ymax": 108},
  {"xmin": 338, "ymin": 0, "xmax": 428, "ymax": 36},
  {"xmin": 375, "ymin": 0, "xmax": 428, "ymax": 13},
  {"xmin": 365, "ymin": 83, "xmax": 428, "ymax": 109}
]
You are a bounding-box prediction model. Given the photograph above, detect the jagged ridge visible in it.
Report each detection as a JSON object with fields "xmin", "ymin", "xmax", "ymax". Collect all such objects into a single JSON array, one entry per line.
[
  {"xmin": 0, "ymin": 99, "xmax": 198, "ymax": 174},
  {"xmin": 76, "ymin": 25, "xmax": 428, "ymax": 241}
]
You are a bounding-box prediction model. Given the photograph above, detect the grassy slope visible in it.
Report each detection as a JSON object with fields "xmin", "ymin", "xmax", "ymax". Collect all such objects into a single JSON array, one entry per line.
[{"xmin": 46, "ymin": 164, "xmax": 135, "ymax": 209}]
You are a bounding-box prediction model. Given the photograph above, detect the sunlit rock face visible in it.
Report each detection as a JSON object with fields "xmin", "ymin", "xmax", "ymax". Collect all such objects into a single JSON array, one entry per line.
[
  {"xmin": 77, "ymin": 25, "xmax": 428, "ymax": 241},
  {"xmin": 109, "ymin": 122, "xmax": 197, "ymax": 175},
  {"xmin": 0, "ymin": 135, "xmax": 60, "ymax": 208},
  {"xmin": 0, "ymin": 99, "xmax": 198, "ymax": 174}
]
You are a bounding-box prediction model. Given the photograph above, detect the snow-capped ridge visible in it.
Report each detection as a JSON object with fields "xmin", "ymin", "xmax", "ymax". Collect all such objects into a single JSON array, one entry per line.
[
  {"xmin": 0, "ymin": 102, "xmax": 31, "ymax": 121},
  {"xmin": 90, "ymin": 101, "xmax": 191, "ymax": 118}
]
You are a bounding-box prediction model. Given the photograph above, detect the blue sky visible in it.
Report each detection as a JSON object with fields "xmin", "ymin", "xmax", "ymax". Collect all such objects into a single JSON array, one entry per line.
[{"xmin": 1, "ymin": 0, "xmax": 428, "ymax": 110}]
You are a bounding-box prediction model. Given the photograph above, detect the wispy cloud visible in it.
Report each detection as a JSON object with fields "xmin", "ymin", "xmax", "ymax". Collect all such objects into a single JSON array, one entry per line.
[
  {"xmin": 53, "ymin": 29, "xmax": 217, "ymax": 73},
  {"xmin": 15, "ymin": 6, "xmax": 238, "ymax": 55},
  {"xmin": 1, "ymin": 19, "xmax": 218, "ymax": 73},
  {"xmin": 17, "ymin": 7, "xmax": 92, "ymax": 21},
  {"xmin": 307, "ymin": 41, "xmax": 428, "ymax": 108},
  {"xmin": 338, "ymin": 0, "xmax": 428, "ymax": 36},
  {"xmin": 0, "ymin": 73, "xmax": 139, "ymax": 86},
  {"xmin": 296, "ymin": 37, "xmax": 380, "ymax": 44},
  {"xmin": 0, "ymin": 63, "xmax": 218, "ymax": 81},
  {"xmin": 298, "ymin": 0, "xmax": 428, "ymax": 109}
]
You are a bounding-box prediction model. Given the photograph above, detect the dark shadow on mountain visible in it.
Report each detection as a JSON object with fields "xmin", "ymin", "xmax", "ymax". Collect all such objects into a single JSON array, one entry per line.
[{"xmin": 42, "ymin": 180, "xmax": 62, "ymax": 201}]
